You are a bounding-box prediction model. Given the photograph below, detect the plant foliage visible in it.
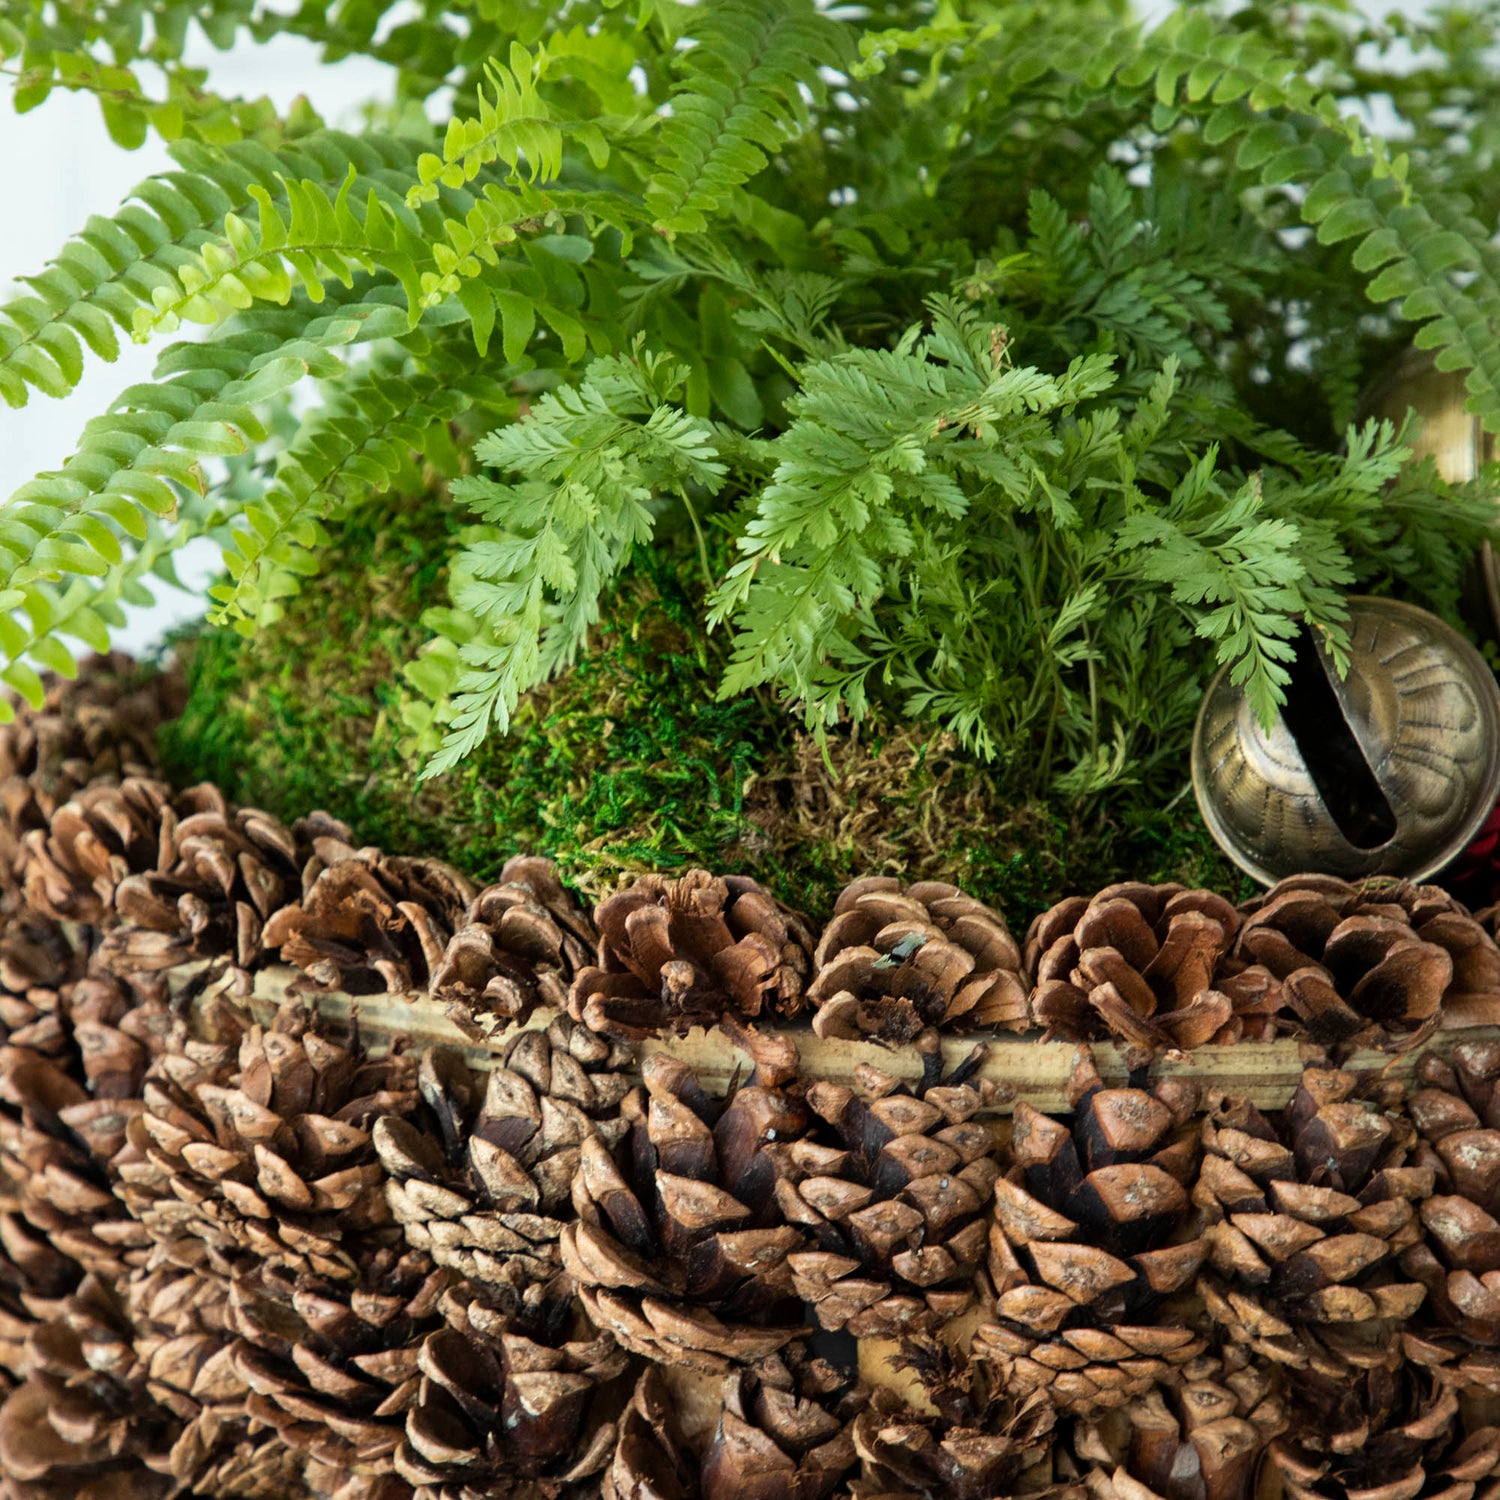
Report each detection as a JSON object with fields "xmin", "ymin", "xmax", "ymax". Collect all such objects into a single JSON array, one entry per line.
[{"xmin": 6, "ymin": 0, "xmax": 1500, "ymax": 801}]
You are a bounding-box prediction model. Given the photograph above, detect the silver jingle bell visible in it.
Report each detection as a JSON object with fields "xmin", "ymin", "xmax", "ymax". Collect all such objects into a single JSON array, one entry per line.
[{"xmin": 1191, "ymin": 596, "xmax": 1500, "ymax": 885}]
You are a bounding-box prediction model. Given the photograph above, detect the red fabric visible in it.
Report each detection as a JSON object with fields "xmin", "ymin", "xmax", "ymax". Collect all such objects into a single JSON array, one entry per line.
[{"xmin": 1444, "ymin": 800, "xmax": 1500, "ymax": 910}]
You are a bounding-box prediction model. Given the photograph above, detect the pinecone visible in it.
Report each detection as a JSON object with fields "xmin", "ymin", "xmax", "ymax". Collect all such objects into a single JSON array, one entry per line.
[
  {"xmin": 1195, "ymin": 1064, "xmax": 1432, "ymax": 1375},
  {"xmin": 1268, "ymin": 1358, "xmax": 1500, "ymax": 1500},
  {"xmin": 562, "ymin": 1036, "xmax": 812, "ymax": 1373},
  {"xmin": 1067, "ymin": 1349, "xmax": 1287, "ymax": 1500},
  {"xmin": 784, "ymin": 1035, "xmax": 1007, "ymax": 1340},
  {"xmin": 701, "ymin": 1343, "xmax": 864, "ymax": 1500},
  {"xmin": 0, "ymin": 912, "xmax": 174, "ymax": 1109},
  {"xmin": 806, "ymin": 877, "xmax": 1028, "ymax": 1041},
  {"xmin": 1232, "ymin": 876, "xmax": 1497, "ymax": 1047},
  {"xmin": 974, "ymin": 1045, "xmax": 1207, "ymax": 1414},
  {"xmin": 113, "ymin": 1006, "xmax": 420, "ymax": 1283},
  {"xmin": 99, "ymin": 794, "xmax": 308, "ymax": 984},
  {"xmin": 1400, "ymin": 1041, "xmax": 1500, "ymax": 1390},
  {"xmin": 847, "ymin": 1361, "xmax": 1057, "ymax": 1500},
  {"xmin": 262, "ymin": 831, "xmax": 476, "ymax": 995},
  {"xmin": 65, "ymin": 966, "xmax": 174, "ymax": 1101},
  {"xmin": 393, "ymin": 1281, "xmax": 630, "ymax": 1499},
  {"xmin": 84, "ymin": 1246, "xmax": 313, "ymax": 1500},
  {"xmin": 0, "ymin": 655, "xmax": 181, "ymax": 906},
  {"xmin": 599, "ymin": 1366, "xmax": 699, "ymax": 1500},
  {"xmin": 376, "ymin": 1020, "xmax": 633, "ymax": 1304},
  {"xmin": 1026, "ymin": 883, "xmax": 1267, "ymax": 1055},
  {"xmin": 226, "ymin": 1246, "xmax": 450, "ymax": 1489},
  {"xmin": 568, "ymin": 869, "xmax": 816, "ymax": 1038},
  {"xmin": 429, "ymin": 856, "xmax": 598, "ymax": 1038},
  {"xmin": 21, "ymin": 777, "xmax": 181, "ymax": 926},
  {"xmin": 0, "ymin": 916, "xmax": 82, "ymax": 1063},
  {"xmin": 0, "ymin": 1046, "xmax": 147, "ymax": 1328},
  {"xmin": 0, "ymin": 1272, "xmax": 182, "ymax": 1500}
]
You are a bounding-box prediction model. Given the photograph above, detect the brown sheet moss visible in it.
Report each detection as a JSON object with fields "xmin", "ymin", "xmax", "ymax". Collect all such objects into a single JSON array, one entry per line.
[{"xmin": 157, "ymin": 496, "xmax": 1246, "ymax": 926}]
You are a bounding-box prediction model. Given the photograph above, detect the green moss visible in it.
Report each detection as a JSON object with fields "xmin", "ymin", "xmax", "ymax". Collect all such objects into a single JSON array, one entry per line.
[{"xmin": 159, "ymin": 496, "xmax": 1247, "ymax": 928}]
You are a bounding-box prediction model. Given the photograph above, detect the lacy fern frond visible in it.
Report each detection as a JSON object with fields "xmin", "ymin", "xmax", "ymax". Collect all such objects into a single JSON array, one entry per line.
[{"xmin": 422, "ymin": 348, "xmax": 726, "ymax": 775}]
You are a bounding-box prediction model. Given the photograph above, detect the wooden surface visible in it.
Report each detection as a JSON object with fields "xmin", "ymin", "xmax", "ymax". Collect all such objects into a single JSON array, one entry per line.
[{"xmin": 178, "ymin": 961, "xmax": 1500, "ymax": 1114}]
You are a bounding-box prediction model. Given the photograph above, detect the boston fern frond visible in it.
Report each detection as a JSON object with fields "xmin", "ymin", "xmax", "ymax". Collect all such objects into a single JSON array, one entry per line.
[
  {"xmin": 211, "ymin": 330, "xmax": 512, "ymax": 631},
  {"xmin": 7, "ymin": 0, "xmax": 1500, "ymax": 797},
  {"xmin": 0, "ymin": 131, "xmax": 419, "ymax": 407},
  {"xmin": 643, "ymin": 0, "xmax": 854, "ymax": 236}
]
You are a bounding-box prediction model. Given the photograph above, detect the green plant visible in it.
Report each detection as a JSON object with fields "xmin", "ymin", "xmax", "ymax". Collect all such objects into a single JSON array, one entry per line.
[{"xmin": 7, "ymin": 0, "xmax": 1500, "ymax": 802}]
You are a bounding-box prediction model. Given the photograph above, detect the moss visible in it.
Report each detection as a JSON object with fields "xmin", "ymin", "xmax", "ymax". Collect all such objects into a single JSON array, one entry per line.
[{"xmin": 159, "ymin": 495, "xmax": 1247, "ymax": 929}]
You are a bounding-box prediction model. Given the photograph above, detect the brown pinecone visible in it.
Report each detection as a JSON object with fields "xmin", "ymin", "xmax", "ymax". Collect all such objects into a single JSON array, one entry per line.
[
  {"xmin": 262, "ymin": 829, "xmax": 476, "ymax": 995},
  {"xmin": 568, "ymin": 869, "xmax": 816, "ymax": 1038},
  {"xmin": 0, "ymin": 915, "xmax": 175, "ymax": 1115},
  {"xmin": 1067, "ymin": 1348, "xmax": 1286, "ymax": 1500},
  {"xmin": 0, "ymin": 1272, "xmax": 182, "ymax": 1500},
  {"xmin": 376, "ymin": 1020, "xmax": 633, "ymax": 1304},
  {"xmin": 847, "ymin": 1364, "xmax": 1057, "ymax": 1500},
  {"xmin": 974, "ymin": 1045, "xmax": 1207, "ymax": 1414},
  {"xmin": 1268, "ymin": 1358, "xmax": 1500, "ymax": 1500},
  {"xmin": 0, "ymin": 916, "xmax": 82, "ymax": 1063},
  {"xmin": 806, "ymin": 877, "xmax": 1028, "ymax": 1041},
  {"xmin": 785, "ymin": 1036, "xmax": 1007, "ymax": 1340},
  {"xmin": 64, "ymin": 966, "xmax": 174, "ymax": 1101},
  {"xmin": 226, "ymin": 1245, "xmax": 450, "ymax": 1490},
  {"xmin": 0, "ymin": 654, "xmax": 181, "ymax": 906},
  {"xmin": 90, "ymin": 1245, "xmax": 313, "ymax": 1500},
  {"xmin": 1026, "ymin": 884, "xmax": 1262, "ymax": 1054},
  {"xmin": 428, "ymin": 856, "xmax": 598, "ymax": 1038},
  {"xmin": 393, "ymin": 1281, "xmax": 630, "ymax": 1499},
  {"xmin": 21, "ymin": 776, "xmax": 180, "ymax": 926},
  {"xmin": 562, "ymin": 1036, "xmax": 813, "ymax": 1372},
  {"xmin": 1233, "ymin": 876, "xmax": 1499, "ymax": 1047},
  {"xmin": 1399, "ymin": 1042, "xmax": 1500, "ymax": 1390},
  {"xmin": 99, "ymin": 793, "xmax": 308, "ymax": 983},
  {"xmin": 0, "ymin": 1046, "xmax": 147, "ymax": 1329},
  {"xmin": 113, "ymin": 1005, "xmax": 420, "ymax": 1283},
  {"xmin": 1195, "ymin": 1064, "xmax": 1432, "ymax": 1376},
  {"xmin": 701, "ymin": 1343, "xmax": 864, "ymax": 1500},
  {"xmin": 599, "ymin": 1365, "xmax": 699, "ymax": 1500}
]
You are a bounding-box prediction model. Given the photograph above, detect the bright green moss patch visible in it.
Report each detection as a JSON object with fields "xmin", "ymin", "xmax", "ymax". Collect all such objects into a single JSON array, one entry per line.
[{"xmin": 158, "ymin": 498, "xmax": 1248, "ymax": 928}]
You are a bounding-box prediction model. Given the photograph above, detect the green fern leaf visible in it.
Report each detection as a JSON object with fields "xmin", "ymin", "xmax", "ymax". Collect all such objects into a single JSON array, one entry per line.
[
  {"xmin": 211, "ymin": 334, "xmax": 510, "ymax": 630},
  {"xmin": 644, "ymin": 0, "xmax": 854, "ymax": 236}
]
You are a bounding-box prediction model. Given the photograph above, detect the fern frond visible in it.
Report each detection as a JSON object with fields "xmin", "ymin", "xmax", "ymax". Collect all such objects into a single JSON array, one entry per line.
[
  {"xmin": 0, "ymin": 0, "xmax": 272, "ymax": 148},
  {"xmin": 0, "ymin": 286, "xmax": 402, "ymax": 597},
  {"xmin": 0, "ymin": 131, "xmax": 424, "ymax": 408},
  {"xmin": 408, "ymin": 45, "xmax": 563, "ymax": 206},
  {"xmin": 0, "ymin": 492, "xmax": 235, "ymax": 717},
  {"xmin": 927, "ymin": 7, "xmax": 1500, "ymax": 434},
  {"xmin": 420, "ymin": 347, "xmax": 726, "ymax": 775},
  {"xmin": 644, "ymin": 0, "xmax": 854, "ymax": 236},
  {"xmin": 1086, "ymin": 15, "xmax": 1500, "ymax": 430},
  {"xmin": 404, "ymin": 39, "xmax": 649, "ymax": 342},
  {"xmin": 136, "ymin": 170, "xmax": 427, "ymax": 336},
  {"xmin": 210, "ymin": 333, "xmax": 511, "ymax": 631}
]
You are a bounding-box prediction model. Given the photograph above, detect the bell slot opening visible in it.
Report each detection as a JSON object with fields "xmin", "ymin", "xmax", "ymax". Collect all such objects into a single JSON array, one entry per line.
[{"xmin": 1278, "ymin": 626, "xmax": 1397, "ymax": 850}]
